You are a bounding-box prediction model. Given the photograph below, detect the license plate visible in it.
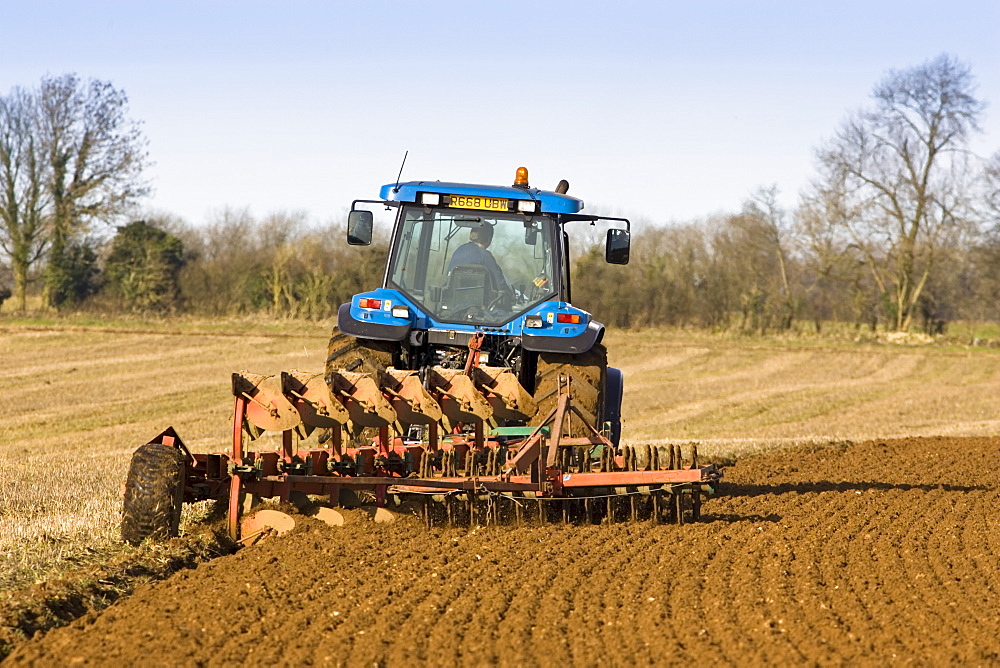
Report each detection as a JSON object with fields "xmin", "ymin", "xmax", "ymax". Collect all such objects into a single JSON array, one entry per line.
[{"xmin": 448, "ymin": 194, "xmax": 508, "ymax": 211}]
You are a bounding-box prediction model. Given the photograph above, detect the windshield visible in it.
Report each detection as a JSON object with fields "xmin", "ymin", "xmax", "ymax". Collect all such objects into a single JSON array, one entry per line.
[{"xmin": 388, "ymin": 206, "xmax": 557, "ymax": 326}]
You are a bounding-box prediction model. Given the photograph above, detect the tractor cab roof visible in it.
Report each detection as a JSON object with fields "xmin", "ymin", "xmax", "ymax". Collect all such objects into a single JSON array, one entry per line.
[{"xmin": 379, "ymin": 180, "xmax": 585, "ymax": 215}]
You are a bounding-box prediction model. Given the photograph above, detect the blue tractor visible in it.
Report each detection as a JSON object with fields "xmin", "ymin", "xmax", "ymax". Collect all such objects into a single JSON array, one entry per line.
[
  {"xmin": 328, "ymin": 167, "xmax": 631, "ymax": 444},
  {"xmin": 118, "ymin": 169, "xmax": 721, "ymax": 541}
]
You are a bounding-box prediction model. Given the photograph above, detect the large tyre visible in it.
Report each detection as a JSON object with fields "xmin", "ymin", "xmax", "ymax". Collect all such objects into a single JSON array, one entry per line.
[
  {"xmin": 325, "ymin": 327, "xmax": 397, "ymax": 377},
  {"xmin": 326, "ymin": 327, "xmax": 398, "ymax": 446},
  {"xmin": 530, "ymin": 343, "xmax": 607, "ymax": 437},
  {"xmin": 121, "ymin": 443, "xmax": 185, "ymax": 546}
]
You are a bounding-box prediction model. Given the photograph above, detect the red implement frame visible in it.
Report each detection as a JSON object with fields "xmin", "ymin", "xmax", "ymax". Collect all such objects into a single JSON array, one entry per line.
[{"xmin": 154, "ymin": 372, "xmax": 721, "ymax": 539}]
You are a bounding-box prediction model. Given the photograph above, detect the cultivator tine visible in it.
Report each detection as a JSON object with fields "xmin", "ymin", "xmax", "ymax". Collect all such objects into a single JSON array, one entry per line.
[
  {"xmin": 428, "ymin": 367, "xmax": 494, "ymax": 427},
  {"xmin": 329, "ymin": 370, "xmax": 397, "ymax": 428},
  {"xmin": 472, "ymin": 366, "xmax": 538, "ymax": 422},
  {"xmin": 232, "ymin": 372, "xmax": 301, "ymax": 434},
  {"xmin": 381, "ymin": 369, "xmax": 443, "ymax": 427},
  {"xmin": 422, "ymin": 496, "xmax": 432, "ymax": 528},
  {"xmin": 486, "ymin": 448, "xmax": 496, "ymax": 476}
]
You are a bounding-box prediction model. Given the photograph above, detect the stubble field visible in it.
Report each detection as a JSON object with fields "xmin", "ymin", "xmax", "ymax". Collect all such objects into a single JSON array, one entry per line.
[{"xmin": 2, "ymin": 319, "xmax": 1000, "ymax": 665}]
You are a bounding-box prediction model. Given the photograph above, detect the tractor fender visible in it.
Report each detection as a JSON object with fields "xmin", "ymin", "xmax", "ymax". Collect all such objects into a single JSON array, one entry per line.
[
  {"xmin": 521, "ymin": 320, "xmax": 605, "ymax": 354},
  {"xmin": 337, "ymin": 303, "xmax": 411, "ymax": 342}
]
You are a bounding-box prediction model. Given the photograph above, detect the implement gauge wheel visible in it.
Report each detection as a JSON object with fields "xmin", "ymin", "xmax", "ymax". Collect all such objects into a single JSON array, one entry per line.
[
  {"xmin": 531, "ymin": 343, "xmax": 608, "ymax": 438},
  {"xmin": 121, "ymin": 443, "xmax": 186, "ymax": 546}
]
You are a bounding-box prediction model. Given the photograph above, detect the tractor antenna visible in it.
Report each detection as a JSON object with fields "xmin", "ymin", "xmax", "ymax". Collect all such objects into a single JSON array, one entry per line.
[{"xmin": 393, "ymin": 151, "xmax": 409, "ymax": 193}]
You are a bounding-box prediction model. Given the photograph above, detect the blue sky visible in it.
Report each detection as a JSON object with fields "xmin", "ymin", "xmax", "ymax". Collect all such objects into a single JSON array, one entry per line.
[{"xmin": 3, "ymin": 1, "xmax": 998, "ymax": 226}]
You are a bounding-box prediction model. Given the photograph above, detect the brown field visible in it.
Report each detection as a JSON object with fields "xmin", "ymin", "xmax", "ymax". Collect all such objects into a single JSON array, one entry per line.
[
  {"xmin": 7, "ymin": 434, "xmax": 1000, "ymax": 666},
  {"xmin": 3, "ymin": 319, "xmax": 1000, "ymax": 664}
]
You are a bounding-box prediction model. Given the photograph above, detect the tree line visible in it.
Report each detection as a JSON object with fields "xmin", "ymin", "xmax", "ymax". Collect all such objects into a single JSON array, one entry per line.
[
  {"xmin": 0, "ymin": 74, "xmax": 148, "ymax": 311},
  {"xmin": 2, "ymin": 56, "xmax": 1000, "ymax": 332}
]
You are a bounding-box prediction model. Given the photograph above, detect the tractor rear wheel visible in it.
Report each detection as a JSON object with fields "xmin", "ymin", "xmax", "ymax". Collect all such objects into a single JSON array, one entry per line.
[
  {"xmin": 121, "ymin": 443, "xmax": 186, "ymax": 546},
  {"xmin": 325, "ymin": 328, "xmax": 397, "ymax": 377},
  {"xmin": 531, "ymin": 343, "xmax": 607, "ymax": 437}
]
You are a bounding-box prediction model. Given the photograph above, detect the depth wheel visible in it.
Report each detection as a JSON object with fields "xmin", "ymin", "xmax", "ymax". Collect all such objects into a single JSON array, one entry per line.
[
  {"xmin": 121, "ymin": 443, "xmax": 186, "ymax": 545},
  {"xmin": 531, "ymin": 343, "xmax": 607, "ymax": 437}
]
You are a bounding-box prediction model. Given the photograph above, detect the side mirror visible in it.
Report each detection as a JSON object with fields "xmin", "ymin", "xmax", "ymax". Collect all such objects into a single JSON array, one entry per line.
[
  {"xmin": 605, "ymin": 228, "xmax": 630, "ymax": 265},
  {"xmin": 347, "ymin": 210, "xmax": 374, "ymax": 246}
]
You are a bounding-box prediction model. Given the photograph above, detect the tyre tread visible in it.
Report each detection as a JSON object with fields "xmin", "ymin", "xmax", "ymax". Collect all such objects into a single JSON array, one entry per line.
[
  {"xmin": 121, "ymin": 443, "xmax": 185, "ymax": 546},
  {"xmin": 531, "ymin": 343, "xmax": 608, "ymax": 437}
]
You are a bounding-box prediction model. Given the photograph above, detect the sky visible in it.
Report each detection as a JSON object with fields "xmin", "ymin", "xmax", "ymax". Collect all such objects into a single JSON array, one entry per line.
[{"xmin": 2, "ymin": 0, "xmax": 999, "ymax": 228}]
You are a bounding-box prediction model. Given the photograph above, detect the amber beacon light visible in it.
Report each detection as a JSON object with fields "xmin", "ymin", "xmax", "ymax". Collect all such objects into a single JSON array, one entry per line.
[{"xmin": 513, "ymin": 166, "xmax": 529, "ymax": 188}]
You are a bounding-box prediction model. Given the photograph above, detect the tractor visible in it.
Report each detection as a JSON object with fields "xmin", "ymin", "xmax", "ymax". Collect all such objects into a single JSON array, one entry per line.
[
  {"xmin": 120, "ymin": 167, "xmax": 721, "ymax": 545},
  {"xmin": 330, "ymin": 166, "xmax": 630, "ymax": 445}
]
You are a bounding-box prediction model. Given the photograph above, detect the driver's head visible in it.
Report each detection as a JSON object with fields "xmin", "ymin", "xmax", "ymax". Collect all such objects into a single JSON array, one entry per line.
[{"xmin": 470, "ymin": 224, "xmax": 494, "ymax": 248}]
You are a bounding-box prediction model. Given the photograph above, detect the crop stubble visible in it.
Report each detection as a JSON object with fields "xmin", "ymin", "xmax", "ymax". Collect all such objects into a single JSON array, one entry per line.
[{"xmin": 6, "ymin": 435, "xmax": 999, "ymax": 666}]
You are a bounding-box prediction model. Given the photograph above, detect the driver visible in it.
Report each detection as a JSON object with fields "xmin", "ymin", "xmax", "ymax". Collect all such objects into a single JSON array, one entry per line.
[{"xmin": 447, "ymin": 224, "xmax": 513, "ymax": 294}]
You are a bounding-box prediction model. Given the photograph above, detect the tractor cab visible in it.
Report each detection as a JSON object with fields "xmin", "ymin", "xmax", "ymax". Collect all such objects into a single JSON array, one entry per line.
[
  {"xmin": 388, "ymin": 204, "xmax": 559, "ymax": 327},
  {"xmin": 345, "ymin": 167, "xmax": 631, "ymax": 342}
]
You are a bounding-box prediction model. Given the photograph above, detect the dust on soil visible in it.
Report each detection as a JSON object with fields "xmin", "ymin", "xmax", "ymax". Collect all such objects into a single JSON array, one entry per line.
[{"xmin": 5, "ymin": 436, "xmax": 1000, "ymax": 667}]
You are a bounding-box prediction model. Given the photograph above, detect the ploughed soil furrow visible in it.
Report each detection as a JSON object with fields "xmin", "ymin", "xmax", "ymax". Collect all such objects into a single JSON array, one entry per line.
[{"xmin": 6, "ymin": 436, "xmax": 1000, "ymax": 667}]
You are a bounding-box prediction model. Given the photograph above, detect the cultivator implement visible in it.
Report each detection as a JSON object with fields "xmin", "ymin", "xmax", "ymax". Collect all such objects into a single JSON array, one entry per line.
[{"xmin": 153, "ymin": 361, "xmax": 721, "ymax": 540}]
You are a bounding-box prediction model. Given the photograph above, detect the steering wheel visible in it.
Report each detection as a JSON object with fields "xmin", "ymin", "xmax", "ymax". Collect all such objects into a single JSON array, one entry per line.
[{"xmin": 488, "ymin": 288, "xmax": 514, "ymax": 312}]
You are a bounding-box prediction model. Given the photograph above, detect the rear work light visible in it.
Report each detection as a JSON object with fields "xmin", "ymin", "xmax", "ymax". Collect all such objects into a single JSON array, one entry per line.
[
  {"xmin": 525, "ymin": 315, "xmax": 543, "ymax": 328},
  {"xmin": 358, "ymin": 298, "xmax": 382, "ymax": 309},
  {"xmin": 517, "ymin": 199, "xmax": 538, "ymax": 213},
  {"xmin": 420, "ymin": 192, "xmax": 441, "ymax": 206},
  {"xmin": 557, "ymin": 313, "xmax": 582, "ymax": 324},
  {"xmin": 391, "ymin": 305, "xmax": 409, "ymax": 318}
]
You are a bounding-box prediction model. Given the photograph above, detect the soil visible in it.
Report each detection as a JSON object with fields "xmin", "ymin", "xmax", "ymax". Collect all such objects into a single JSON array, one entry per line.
[{"xmin": 5, "ymin": 436, "xmax": 1000, "ymax": 667}]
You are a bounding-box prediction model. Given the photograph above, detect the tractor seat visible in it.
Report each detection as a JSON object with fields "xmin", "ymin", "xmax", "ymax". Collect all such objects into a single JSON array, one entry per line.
[{"xmin": 440, "ymin": 264, "xmax": 496, "ymax": 312}]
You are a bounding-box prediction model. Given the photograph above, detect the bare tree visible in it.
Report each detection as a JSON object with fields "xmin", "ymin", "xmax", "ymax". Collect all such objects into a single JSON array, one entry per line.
[
  {"xmin": 37, "ymin": 74, "xmax": 149, "ymax": 308},
  {"xmin": 984, "ymin": 150, "xmax": 1000, "ymax": 225},
  {"xmin": 810, "ymin": 54, "xmax": 985, "ymax": 331},
  {"xmin": 0, "ymin": 88, "xmax": 48, "ymax": 310},
  {"xmin": 740, "ymin": 186, "xmax": 797, "ymax": 329}
]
